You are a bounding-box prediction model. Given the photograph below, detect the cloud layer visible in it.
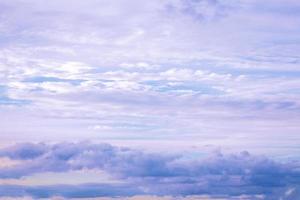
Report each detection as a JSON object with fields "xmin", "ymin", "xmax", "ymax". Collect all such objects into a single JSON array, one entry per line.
[
  {"xmin": 0, "ymin": 142, "xmax": 299, "ymax": 199},
  {"xmin": 1, "ymin": 1, "xmax": 300, "ymax": 199},
  {"xmin": 1, "ymin": 0, "xmax": 300, "ymax": 143}
]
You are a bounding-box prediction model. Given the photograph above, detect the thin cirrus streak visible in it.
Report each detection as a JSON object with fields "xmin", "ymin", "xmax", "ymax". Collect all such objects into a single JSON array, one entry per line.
[{"xmin": 0, "ymin": 0, "xmax": 300, "ymax": 199}]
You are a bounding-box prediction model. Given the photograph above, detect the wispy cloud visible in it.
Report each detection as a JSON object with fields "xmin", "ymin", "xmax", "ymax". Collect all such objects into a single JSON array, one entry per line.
[{"xmin": 0, "ymin": 0, "xmax": 300, "ymax": 198}]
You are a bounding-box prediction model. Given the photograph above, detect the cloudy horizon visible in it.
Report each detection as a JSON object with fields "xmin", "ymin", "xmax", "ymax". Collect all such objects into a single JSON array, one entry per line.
[{"xmin": 1, "ymin": 0, "xmax": 300, "ymax": 199}]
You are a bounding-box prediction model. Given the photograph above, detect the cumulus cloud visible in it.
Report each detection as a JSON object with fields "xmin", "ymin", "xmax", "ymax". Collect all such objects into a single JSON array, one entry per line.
[{"xmin": 0, "ymin": 142, "xmax": 299, "ymax": 199}]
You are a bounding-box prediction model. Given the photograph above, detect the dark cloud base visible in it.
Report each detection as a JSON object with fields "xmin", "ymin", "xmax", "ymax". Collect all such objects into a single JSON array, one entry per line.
[
  {"xmin": 0, "ymin": 183, "xmax": 140, "ymax": 198},
  {"xmin": 0, "ymin": 142, "xmax": 299, "ymax": 199}
]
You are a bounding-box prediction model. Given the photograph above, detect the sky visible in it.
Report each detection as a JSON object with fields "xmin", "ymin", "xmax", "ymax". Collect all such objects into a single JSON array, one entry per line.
[{"xmin": 0, "ymin": 0, "xmax": 300, "ymax": 199}]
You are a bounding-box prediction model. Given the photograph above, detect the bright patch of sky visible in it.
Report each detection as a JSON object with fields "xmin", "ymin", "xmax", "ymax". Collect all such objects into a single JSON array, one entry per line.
[{"xmin": 0, "ymin": 0, "xmax": 299, "ymax": 152}]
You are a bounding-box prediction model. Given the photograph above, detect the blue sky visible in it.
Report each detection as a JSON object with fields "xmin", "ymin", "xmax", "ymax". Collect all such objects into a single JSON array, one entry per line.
[{"xmin": 0, "ymin": 0, "xmax": 300, "ymax": 199}]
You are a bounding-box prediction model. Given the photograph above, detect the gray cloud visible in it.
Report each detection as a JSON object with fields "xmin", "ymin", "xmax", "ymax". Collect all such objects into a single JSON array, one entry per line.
[
  {"xmin": 0, "ymin": 142, "xmax": 299, "ymax": 199},
  {"xmin": 165, "ymin": 0, "xmax": 236, "ymax": 21},
  {"xmin": 0, "ymin": 183, "xmax": 142, "ymax": 199}
]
